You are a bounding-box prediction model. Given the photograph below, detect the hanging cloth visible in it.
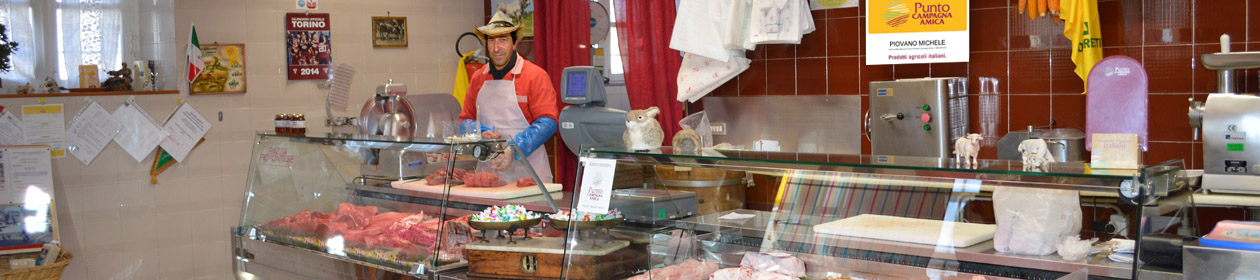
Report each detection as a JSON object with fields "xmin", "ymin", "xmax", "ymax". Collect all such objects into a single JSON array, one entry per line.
[
  {"xmin": 453, "ymin": 51, "xmax": 477, "ymax": 108},
  {"xmin": 1061, "ymin": 0, "xmax": 1102, "ymax": 94}
]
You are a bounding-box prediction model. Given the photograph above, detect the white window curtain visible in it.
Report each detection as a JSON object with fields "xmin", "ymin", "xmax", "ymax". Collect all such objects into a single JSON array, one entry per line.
[{"xmin": 0, "ymin": 0, "xmax": 137, "ymax": 90}]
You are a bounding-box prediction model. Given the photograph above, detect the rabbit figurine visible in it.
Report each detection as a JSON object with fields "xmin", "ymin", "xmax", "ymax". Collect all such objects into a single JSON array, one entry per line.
[
  {"xmin": 623, "ymin": 106, "xmax": 664, "ymax": 151},
  {"xmin": 672, "ymin": 128, "xmax": 701, "ymax": 154}
]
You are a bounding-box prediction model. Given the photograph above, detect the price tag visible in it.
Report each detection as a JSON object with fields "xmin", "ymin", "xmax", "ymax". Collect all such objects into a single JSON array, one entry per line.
[{"xmin": 576, "ymin": 158, "xmax": 617, "ymax": 214}]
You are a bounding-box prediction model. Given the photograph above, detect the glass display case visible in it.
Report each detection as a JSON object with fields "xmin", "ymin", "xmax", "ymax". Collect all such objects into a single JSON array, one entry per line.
[
  {"xmin": 231, "ymin": 132, "xmax": 567, "ymax": 279},
  {"xmin": 559, "ymin": 146, "xmax": 1195, "ymax": 280}
]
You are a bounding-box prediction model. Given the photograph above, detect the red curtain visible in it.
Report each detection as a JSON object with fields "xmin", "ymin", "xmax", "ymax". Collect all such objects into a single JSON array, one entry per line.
[
  {"xmin": 614, "ymin": 0, "xmax": 684, "ymax": 145},
  {"xmin": 535, "ymin": 0, "xmax": 590, "ymax": 191}
]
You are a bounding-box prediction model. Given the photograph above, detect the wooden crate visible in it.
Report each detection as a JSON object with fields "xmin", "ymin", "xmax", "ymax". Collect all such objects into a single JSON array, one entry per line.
[
  {"xmin": 655, "ymin": 166, "xmax": 747, "ymax": 215},
  {"xmin": 467, "ymin": 237, "xmax": 632, "ymax": 280}
]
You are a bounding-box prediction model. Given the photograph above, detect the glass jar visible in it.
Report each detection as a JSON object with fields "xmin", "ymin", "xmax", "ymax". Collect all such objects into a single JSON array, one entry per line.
[
  {"xmin": 294, "ymin": 114, "xmax": 307, "ymax": 135},
  {"xmin": 274, "ymin": 114, "xmax": 287, "ymax": 134}
]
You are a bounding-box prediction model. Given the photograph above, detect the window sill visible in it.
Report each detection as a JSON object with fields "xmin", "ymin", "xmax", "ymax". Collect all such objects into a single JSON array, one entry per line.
[{"xmin": 0, "ymin": 90, "xmax": 179, "ymax": 99}]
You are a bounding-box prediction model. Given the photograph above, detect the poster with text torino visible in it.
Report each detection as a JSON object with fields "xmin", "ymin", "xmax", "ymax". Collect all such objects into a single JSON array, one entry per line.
[
  {"xmin": 865, "ymin": 0, "xmax": 969, "ymax": 65},
  {"xmin": 285, "ymin": 13, "xmax": 332, "ymax": 80}
]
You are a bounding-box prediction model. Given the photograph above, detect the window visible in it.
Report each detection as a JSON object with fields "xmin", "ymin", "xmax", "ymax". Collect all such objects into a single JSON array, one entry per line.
[
  {"xmin": 0, "ymin": 0, "xmax": 134, "ymax": 88},
  {"xmin": 596, "ymin": 0, "xmax": 623, "ymax": 83}
]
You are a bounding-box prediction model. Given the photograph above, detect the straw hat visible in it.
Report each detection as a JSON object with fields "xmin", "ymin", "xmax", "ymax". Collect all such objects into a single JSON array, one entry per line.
[{"xmin": 474, "ymin": 11, "xmax": 520, "ymax": 41}]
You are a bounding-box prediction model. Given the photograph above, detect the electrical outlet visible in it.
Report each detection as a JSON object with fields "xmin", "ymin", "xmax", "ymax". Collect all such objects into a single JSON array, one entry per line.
[{"xmin": 710, "ymin": 123, "xmax": 727, "ymax": 136}]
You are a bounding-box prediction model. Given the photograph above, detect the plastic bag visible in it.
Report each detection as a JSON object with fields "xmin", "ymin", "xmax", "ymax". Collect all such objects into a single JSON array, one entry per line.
[
  {"xmin": 679, "ymin": 111, "xmax": 713, "ymax": 148},
  {"xmin": 1056, "ymin": 235, "xmax": 1095, "ymax": 261},
  {"xmin": 992, "ymin": 186, "xmax": 1082, "ymax": 256}
]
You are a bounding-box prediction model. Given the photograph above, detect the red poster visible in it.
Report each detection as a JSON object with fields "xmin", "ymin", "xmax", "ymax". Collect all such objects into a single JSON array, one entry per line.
[{"xmin": 285, "ymin": 13, "xmax": 332, "ymax": 80}]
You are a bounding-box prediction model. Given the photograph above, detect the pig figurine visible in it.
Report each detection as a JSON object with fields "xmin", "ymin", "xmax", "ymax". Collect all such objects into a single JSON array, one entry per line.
[
  {"xmin": 1018, "ymin": 138, "xmax": 1056, "ymax": 171},
  {"xmin": 953, "ymin": 133, "xmax": 983, "ymax": 168}
]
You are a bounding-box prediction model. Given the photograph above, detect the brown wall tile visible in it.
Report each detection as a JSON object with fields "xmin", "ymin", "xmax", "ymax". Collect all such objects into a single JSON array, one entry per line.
[
  {"xmin": 968, "ymin": 52, "xmax": 1009, "ymax": 94},
  {"xmin": 1144, "ymin": 45, "xmax": 1194, "ymax": 93},
  {"xmin": 973, "ymin": 0, "xmax": 1009, "ymax": 9},
  {"xmin": 1009, "ymin": 50, "xmax": 1051, "ymax": 94},
  {"xmin": 971, "ymin": 8, "xmax": 1009, "ymax": 52},
  {"xmin": 827, "ymin": 18, "xmax": 861, "ymax": 57},
  {"xmin": 1145, "ymin": 142, "xmax": 1193, "ymax": 168},
  {"xmin": 1050, "ymin": 49, "xmax": 1084, "ymax": 94},
  {"xmin": 1194, "ymin": 0, "xmax": 1247, "ymax": 44},
  {"xmin": 765, "ymin": 44, "xmax": 796, "ymax": 59},
  {"xmin": 797, "ymin": 58, "xmax": 828, "ymax": 95},
  {"xmin": 827, "ymin": 57, "xmax": 860, "ymax": 95},
  {"xmin": 1098, "ymin": 0, "xmax": 1143, "ymax": 48},
  {"xmin": 1147, "ymin": 94, "xmax": 1195, "ymax": 142},
  {"xmin": 1143, "ymin": 0, "xmax": 1193, "ymax": 45},
  {"xmin": 1051, "ymin": 94, "xmax": 1086, "ymax": 131},
  {"xmin": 738, "ymin": 60, "xmax": 767, "ymax": 96},
  {"xmin": 798, "ymin": 19, "xmax": 829, "ymax": 58},
  {"xmin": 1008, "ymin": 95, "xmax": 1052, "ymax": 128},
  {"xmin": 932, "ymin": 62, "xmax": 969, "ymax": 78},
  {"xmin": 860, "ymin": 57, "xmax": 895, "ymax": 88},
  {"xmin": 767, "ymin": 59, "xmax": 797, "ymax": 95},
  {"xmin": 894, "ymin": 63, "xmax": 930, "ymax": 79}
]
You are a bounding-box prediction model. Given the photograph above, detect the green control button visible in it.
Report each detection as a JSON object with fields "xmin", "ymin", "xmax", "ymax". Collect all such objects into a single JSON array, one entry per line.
[
  {"xmin": 923, "ymin": 105, "xmax": 931, "ymax": 111},
  {"xmin": 924, "ymin": 124, "xmax": 932, "ymax": 131},
  {"xmin": 1228, "ymin": 143, "xmax": 1244, "ymax": 151}
]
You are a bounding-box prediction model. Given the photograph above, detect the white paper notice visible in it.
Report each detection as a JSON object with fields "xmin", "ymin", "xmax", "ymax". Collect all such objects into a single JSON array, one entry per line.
[
  {"xmin": 66, "ymin": 101, "xmax": 122, "ymax": 165},
  {"xmin": 575, "ymin": 158, "xmax": 617, "ymax": 214},
  {"xmin": 21, "ymin": 104, "xmax": 66, "ymax": 158},
  {"xmin": 1, "ymin": 146, "xmax": 54, "ymax": 204},
  {"xmin": 112, "ymin": 100, "xmax": 168, "ymax": 162},
  {"xmin": 158, "ymin": 103, "xmax": 212, "ymax": 162},
  {"xmin": 0, "ymin": 111, "xmax": 24, "ymax": 145}
]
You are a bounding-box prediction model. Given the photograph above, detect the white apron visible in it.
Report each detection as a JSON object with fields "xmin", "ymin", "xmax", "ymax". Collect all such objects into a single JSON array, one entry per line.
[{"xmin": 476, "ymin": 79, "xmax": 554, "ymax": 183}]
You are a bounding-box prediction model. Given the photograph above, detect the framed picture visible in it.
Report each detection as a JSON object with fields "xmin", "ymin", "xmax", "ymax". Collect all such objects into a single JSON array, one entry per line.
[
  {"xmin": 372, "ymin": 16, "xmax": 407, "ymax": 47},
  {"xmin": 191, "ymin": 44, "xmax": 247, "ymax": 95}
]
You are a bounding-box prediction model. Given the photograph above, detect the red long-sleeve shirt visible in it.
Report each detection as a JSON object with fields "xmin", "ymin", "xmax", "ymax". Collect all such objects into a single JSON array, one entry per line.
[{"xmin": 459, "ymin": 54, "xmax": 559, "ymax": 124}]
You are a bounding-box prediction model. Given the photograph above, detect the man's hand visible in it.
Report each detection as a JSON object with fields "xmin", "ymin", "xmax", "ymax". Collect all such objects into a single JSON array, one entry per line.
[
  {"xmin": 481, "ymin": 130, "xmax": 502, "ymax": 140},
  {"xmin": 492, "ymin": 146, "xmax": 514, "ymax": 171}
]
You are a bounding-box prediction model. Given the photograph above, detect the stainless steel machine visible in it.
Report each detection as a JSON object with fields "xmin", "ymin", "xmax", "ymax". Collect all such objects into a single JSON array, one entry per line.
[
  {"xmin": 866, "ymin": 77, "xmax": 969, "ymax": 159},
  {"xmin": 358, "ymin": 80, "xmax": 473, "ymax": 180},
  {"xmin": 1188, "ymin": 35, "xmax": 1260, "ymax": 194}
]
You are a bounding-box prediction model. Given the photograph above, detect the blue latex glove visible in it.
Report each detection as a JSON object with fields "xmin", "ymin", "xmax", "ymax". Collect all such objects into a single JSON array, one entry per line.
[
  {"xmin": 458, "ymin": 119, "xmax": 494, "ymax": 135},
  {"xmin": 511, "ymin": 117, "xmax": 557, "ymax": 159}
]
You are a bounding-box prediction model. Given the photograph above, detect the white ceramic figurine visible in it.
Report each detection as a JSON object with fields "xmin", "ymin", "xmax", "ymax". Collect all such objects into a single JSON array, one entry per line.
[
  {"xmin": 953, "ymin": 133, "xmax": 983, "ymax": 168},
  {"xmin": 1018, "ymin": 138, "xmax": 1056, "ymax": 171},
  {"xmin": 623, "ymin": 106, "xmax": 663, "ymax": 151}
]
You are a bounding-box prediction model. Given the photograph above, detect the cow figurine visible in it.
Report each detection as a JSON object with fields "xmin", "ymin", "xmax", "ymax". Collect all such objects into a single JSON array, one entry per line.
[
  {"xmin": 953, "ymin": 133, "xmax": 983, "ymax": 168},
  {"xmin": 1018, "ymin": 138, "xmax": 1056, "ymax": 171}
]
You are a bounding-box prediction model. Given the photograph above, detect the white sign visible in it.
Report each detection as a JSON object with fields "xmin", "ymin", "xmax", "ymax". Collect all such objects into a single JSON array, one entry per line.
[
  {"xmin": 21, "ymin": 104, "xmax": 66, "ymax": 158},
  {"xmin": 112, "ymin": 100, "xmax": 168, "ymax": 163},
  {"xmin": 575, "ymin": 158, "xmax": 618, "ymax": 214},
  {"xmin": 1, "ymin": 146, "xmax": 54, "ymax": 204},
  {"xmin": 865, "ymin": 0, "xmax": 969, "ymax": 65},
  {"xmin": 0, "ymin": 111, "xmax": 23, "ymax": 146},
  {"xmin": 66, "ymin": 101, "xmax": 122, "ymax": 165},
  {"xmin": 158, "ymin": 103, "xmax": 212, "ymax": 163}
]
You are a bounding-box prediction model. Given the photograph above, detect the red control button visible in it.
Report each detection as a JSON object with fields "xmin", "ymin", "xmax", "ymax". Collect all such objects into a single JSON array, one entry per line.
[{"xmin": 920, "ymin": 113, "xmax": 931, "ymax": 123}]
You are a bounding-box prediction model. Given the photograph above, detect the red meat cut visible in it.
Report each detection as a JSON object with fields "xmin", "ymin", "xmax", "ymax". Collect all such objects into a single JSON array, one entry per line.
[
  {"xmin": 515, "ymin": 177, "xmax": 536, "ymax": 188},
  {"xmin": 464, "ymin": 172, "xmax": 507, "ymax": 188},
  {"xmin": 425, "ymin": 168, "xmax": 470, "ymax": 185}
]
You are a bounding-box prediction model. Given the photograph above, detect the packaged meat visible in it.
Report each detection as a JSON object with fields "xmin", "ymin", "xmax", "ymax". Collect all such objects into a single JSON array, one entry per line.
[
  {"xmin": 751, "ymin": 271, "xmax": 798, "ymax": 280},
  {"xmin": 515, "ymin": 177, "xmax": 536, "ymax": 187},
  {"xmin": 710, "ymin": 267, "xmax": 754, "ymax": 280},
  {"xmin": 464, "ymin": 172, "xmax": 507, "ymax": 188},
  {"xmin": 629, "ymin": 259, "xmax": 720, "ymax": 280},
  {"xmin": 740, "ymin": 252, "xmax": 806, "ymax": 277}
]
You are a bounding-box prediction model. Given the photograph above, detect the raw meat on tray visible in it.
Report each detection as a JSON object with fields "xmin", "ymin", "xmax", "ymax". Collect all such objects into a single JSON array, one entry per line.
[
  {"xmin": 515, "ymin": 177, "xmax": 536, "ymax": 187},
  {"xmin": 464, "ymin": 172, "xmax": 507, "ymax": 188},
  {"xmin": 425, "ymin": 168, "xmax": 470, "ymax": 185},
  {"xmin": 260, "ymin": 203, "xmax": 474, "ymax": 261}
]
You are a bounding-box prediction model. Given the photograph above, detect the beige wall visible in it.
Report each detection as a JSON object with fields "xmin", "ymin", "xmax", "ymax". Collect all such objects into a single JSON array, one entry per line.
[{"xmin": 0, "ymin": 0, "xmax": 484, "ymax": 279}]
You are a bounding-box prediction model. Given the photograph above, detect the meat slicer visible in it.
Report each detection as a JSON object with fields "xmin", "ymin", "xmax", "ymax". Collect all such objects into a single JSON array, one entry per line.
[
  {"xmin": 358, "ymin": 80, "xmax": 473, "ymax": 181},
  {"xmin": 1187, "ymin": 35, "xmax": 1260, "ymax": 194}
]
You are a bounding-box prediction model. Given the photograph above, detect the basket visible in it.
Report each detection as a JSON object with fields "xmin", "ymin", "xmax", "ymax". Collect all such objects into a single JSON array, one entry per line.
[{"xmin": 0, "ymin": 247, "xmax": 73, "ymax": 280}]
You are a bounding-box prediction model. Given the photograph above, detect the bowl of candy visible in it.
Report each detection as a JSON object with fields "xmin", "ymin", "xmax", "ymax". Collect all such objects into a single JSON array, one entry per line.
[
  {"xmin": 467, "ymin": 205, "xmax": 542, "ymax": 243},
  {"xmin": 548, "ymin": 209, "xmax": 623, "ymax": 230}
]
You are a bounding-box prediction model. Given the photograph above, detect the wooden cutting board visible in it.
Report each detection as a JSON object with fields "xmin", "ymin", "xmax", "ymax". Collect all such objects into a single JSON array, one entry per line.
[
  {"xmin": 812, "ymin": 214, "xmax": 996, "ymax": 247},
  {"xmin": 391, "ymin": 179, "xmax": 562, "ymax": 200}
]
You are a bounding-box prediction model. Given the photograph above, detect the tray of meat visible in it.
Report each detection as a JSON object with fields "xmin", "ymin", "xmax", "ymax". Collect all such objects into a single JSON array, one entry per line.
[
  {"xmin": 424, "ymin": 168, "xmax": 470, "ymax": 186},
  {"xmin": 464, "ymin": 172, "xmax": 507, "ymax": 188},
  {"xmin": 392, "ymin": 174, "xmax": 564, "ymax": 200}
]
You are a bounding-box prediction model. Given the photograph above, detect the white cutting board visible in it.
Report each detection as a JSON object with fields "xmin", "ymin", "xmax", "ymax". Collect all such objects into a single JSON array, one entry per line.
[
  {"xmin": 812, "ymin": 214, "xmax": 997, "ymax": 247},
  {"xmin": 391, "ymin": 179, "xmax": 562, "ymax": 200}
]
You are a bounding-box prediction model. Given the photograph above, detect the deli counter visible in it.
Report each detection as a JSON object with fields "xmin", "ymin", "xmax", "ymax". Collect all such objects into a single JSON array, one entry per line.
[{"xmin": 232, "ymin": 131, "xmax": 1199, "ymax": 279}]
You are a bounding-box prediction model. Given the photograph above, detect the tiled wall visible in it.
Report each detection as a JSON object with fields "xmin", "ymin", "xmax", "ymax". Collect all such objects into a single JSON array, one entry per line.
[
  {"xmin": 709, "ymin": 0, "xmax": 1260, "ymax": 169},
  {"xmin": 0, "ymin": 1, "xmax": 483, "ymax": 279}
]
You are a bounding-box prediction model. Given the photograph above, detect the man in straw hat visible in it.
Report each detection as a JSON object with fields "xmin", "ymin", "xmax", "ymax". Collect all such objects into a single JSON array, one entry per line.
[{"xmin": 459, "ymin": 11, "xmax": 558, "ymax": 184}]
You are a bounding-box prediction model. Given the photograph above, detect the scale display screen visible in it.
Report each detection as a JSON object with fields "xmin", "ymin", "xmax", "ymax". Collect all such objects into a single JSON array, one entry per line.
[{"xmin": 566, "ymin": 72, "xmax": 587, "ymax": 97}]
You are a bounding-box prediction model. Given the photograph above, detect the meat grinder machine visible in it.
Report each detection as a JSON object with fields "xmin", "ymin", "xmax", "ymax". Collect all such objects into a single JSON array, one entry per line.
[
  {"xmin": 1187, "ymin": 35, "xmax": 1260, "ymax": 194},
  {"xmin": 357, "ymin": 80, "xmax": 474, "ymax": 181},
  {"xmin": 865, "ymin": 77, "xmax": 970, "ymax": 162}
]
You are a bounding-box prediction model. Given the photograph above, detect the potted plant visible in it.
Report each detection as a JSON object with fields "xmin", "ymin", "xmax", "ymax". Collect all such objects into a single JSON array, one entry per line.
[{"xmin": 0, "ymin": 23, "xmax": 18, "ymax": 73}]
